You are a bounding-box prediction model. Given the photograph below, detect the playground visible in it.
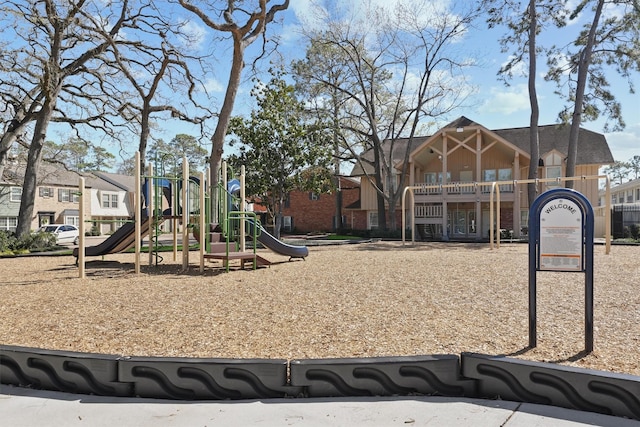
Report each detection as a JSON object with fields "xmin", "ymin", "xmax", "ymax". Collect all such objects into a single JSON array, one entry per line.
[{"xmin": 1, "ymin": 241, "xmax": 638, "ymax": 377}]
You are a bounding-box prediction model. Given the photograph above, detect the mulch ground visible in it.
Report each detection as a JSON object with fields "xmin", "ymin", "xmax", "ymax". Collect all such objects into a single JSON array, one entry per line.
[{"xmin": 1, "ymin": 242, "xmax": 638, "ymax": 376}]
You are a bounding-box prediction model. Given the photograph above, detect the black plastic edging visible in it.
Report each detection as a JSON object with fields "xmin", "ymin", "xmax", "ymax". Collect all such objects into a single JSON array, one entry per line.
[{"xmin": 1, "ymin": 345, "xmax": 639, "ymax": 421}]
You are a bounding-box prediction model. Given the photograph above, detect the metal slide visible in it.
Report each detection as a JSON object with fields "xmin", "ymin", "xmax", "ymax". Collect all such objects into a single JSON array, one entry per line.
[
  {"xmin": 73, "ymin": 215, "xmax": 152, "ymax": 259},
  {"xmin": 246, "ymin": 218, "xmax": 308, "ymax": 258}
]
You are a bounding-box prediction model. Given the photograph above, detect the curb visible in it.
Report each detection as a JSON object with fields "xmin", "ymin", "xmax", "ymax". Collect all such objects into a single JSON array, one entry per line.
[{"xmin": 1, "ymin": 345, "xmax": 639, "ymax": 421}]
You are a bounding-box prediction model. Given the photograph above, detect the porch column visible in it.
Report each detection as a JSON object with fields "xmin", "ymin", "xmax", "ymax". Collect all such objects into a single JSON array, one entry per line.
[
  {"xmin": 475, "ymin": 129, "xmax": 482, "ymax": 240},
  {"xmin": 409, "ymin": 160, "xmax": 415, "ymax": 186},
  {"xmin": 442, "ymin": 132, "xmax": 449, "ymax": 241},
  {"xmin": 513, "ymin": 152, "xmax": 521, "ymax": 238}
]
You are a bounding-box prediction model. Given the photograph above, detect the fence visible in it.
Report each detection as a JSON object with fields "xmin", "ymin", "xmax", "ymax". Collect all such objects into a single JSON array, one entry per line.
[{"xmin": 612, "ymin": 204, "xmax": 640, "ymax": 238}]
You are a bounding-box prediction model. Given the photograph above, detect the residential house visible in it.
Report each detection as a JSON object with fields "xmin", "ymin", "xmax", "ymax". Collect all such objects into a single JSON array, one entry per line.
[
  {"xmin": 88, "ymin": 172, "xmax": 136, "ymax": 234},
  {"xmin": 1, "ymin": 161, "xmax": 91, "ymax": 231},
  {"xmin": 0, "ymin": 162, "xmax": 142, "ymax": 234},
  {"xmin": 280, "ymin": 176, "xmax": 361, "ymax": 233},
  {"xmin": 349, "ymin": 117, "xmax": 614, "ymax": 240},
  {"xmin": 0, "ymin": 173, "xmax": 21, "ymax": 232}
]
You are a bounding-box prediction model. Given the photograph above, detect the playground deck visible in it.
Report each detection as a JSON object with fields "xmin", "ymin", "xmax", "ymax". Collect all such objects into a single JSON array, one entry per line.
[{"xmin": 203, "ymin": 251, "xmax": 271, "ymax": 270}]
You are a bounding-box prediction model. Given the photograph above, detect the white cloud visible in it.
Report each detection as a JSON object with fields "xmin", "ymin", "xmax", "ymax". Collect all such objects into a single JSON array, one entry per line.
[
  {"xmin": 605, "ymin": 122, "xmax": 640, "ymax": 162},
  {"xmin": 483, "ymin": 84, "xmax": 531, "ymax": 115},
  {"xmin": 203, "ymin": 78, "xmax": 224, "ymax": 93},
  {"xmin": 178, "ymin": 20, "xmax": 208, "ymax": 51},
  {"xmin": 500, "ymin": 55, "xmax": 527, "ymax": 78},
  {"xmin": 291, "ymin": 0, "xmax": 455, "ymax": 33}
]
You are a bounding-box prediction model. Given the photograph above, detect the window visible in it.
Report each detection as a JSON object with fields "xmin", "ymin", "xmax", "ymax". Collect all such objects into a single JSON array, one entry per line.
[
  {"xmin": 482, "ymin": 169, "xmax": 497, "ymax": 193},
  {"xmin": 425, "ymin": 172, "xmax": 437, "ymax": 184},
  {"xmin": 58, "ymin": 188, "xmax": 79, "ymax": 203},
  {"xmin": 368, "ymin": 211, "xmax": 379, "ymax": 230},
  {"xmin": 100, "ymin": 192, "xmax": 119, "ymax": 208},
  {"xmin": 65, "ymin": 216, "xmax": 80, "ymax": 226},
  {"xmin": 283, "ymin": 216, "xmax": 292, "ymax": 232},
  {"xmin": 498, "ymin": 168, "xmax": 513, "ymax": 192},
  {"xmin": 627, "ymin": 192, "xmax": 633, "ymax": 203},
  {"xmin": 483, "ymin": 169, "xmax": 497, "ymax": 182},
  {"xmin": 10, "ymin": 187, "xmax": 22, "ymax": 202},
  {"xmin": 59, "ymin": 188, "xmax": 70, "ymax": 202},
  {"xmin": 438, "ymin": 171, "xmax": 451, "ymax": 183},
  {"xmin": 0, "ymin": 217, "xmax": 18, "ymax": 231},
  {"xmin": 546, "ymin": 166, "xmax": 562, "ymax": 189},
  {"xmin": 39, "ymin": 187, "xmax": 54, "ymax": 198},
  {"xmin": 636, "ymin": 188, "xmax": 640, "ymax": 202}
]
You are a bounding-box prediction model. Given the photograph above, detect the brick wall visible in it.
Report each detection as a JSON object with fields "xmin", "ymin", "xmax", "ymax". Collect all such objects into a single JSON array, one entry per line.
[{"xmin": 281, "ymin": 178, "xmax": 360, "ymax": 233}]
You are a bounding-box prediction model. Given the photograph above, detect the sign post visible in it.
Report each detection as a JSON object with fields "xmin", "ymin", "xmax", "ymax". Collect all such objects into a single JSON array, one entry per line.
[{"xmin": 528, "ymin": 188, "xmax": 594, "ymax": 352}]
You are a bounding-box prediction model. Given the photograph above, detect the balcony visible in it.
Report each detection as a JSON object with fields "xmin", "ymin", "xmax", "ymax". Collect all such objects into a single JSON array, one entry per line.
[{"xmin": 412, "ymin": 181, "xmax": 516, "ymax": 203}]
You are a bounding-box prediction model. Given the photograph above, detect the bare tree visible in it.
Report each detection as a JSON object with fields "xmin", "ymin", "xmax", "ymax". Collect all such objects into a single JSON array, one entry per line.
[
  {"xmin": 177, "ymin": 0, "xmax": 290, "ymax": 223},
  {"xmin": 92, "ymin": 8, "xmax": 214, "ymax": 171},
  {"xmin": 294, "ymin": 1, "xmax": 480, "ymax": 230},
  {"xmin": 0, "ymin": 0, "xmax": 135, "ymax": 237}
]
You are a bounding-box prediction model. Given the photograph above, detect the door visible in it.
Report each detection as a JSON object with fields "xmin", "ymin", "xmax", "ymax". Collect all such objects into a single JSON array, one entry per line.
[{"xmin": 450, "ymin": 209, "xmax": 475, "ymax": 237}]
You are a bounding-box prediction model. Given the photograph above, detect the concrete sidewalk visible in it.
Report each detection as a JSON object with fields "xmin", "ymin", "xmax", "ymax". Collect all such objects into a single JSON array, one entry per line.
[{"xmin": 2, "ymin": 385, "xmax": 639, "ymax": 427}]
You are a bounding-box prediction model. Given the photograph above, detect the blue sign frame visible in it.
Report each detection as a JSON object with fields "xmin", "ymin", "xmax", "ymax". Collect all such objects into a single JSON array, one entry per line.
[{"xmin": 528, "ymin": 188, "xmax": 594, "ymax": 352}]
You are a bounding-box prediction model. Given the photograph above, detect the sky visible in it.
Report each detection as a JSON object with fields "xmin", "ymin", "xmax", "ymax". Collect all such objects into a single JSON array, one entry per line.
[
  {"xmin": 278, "ymin": 0, "xmax": 639, "ymax": 164},
  {"xmin": 6, "ymin": 0, "xmax": 635, "ymax": 169}
]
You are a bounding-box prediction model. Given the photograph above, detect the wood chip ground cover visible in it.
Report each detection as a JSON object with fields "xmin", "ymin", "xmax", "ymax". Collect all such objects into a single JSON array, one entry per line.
[{"xmin": 1, "ymin": 242, "xmax": 638, "ymax": 376}]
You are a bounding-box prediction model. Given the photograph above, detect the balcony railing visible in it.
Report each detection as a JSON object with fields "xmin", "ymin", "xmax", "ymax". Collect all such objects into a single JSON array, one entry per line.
[
  {"xmin": 415, "ymin": 204, "xmax": 443, "ymax": 218},
  {"xmin": 414, "ymin": 181, "xmax": 514, "ymax": 194}
]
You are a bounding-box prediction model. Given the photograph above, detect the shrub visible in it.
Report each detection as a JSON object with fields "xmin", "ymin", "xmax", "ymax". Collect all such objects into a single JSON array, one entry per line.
[
  {"xmin": 0, "ymin": 230, "xmax": 58, "ymax": 254},
  {"xmin": 0, "ymin": 230, "xmax": 16, "ymax": 253},
  {"xmin": 28, "ymin": 231, "xmax": 58, "ymax": 251},
  {"xmin": 629, "ymin": 224, "xmax": 640, "ymax": 241}
]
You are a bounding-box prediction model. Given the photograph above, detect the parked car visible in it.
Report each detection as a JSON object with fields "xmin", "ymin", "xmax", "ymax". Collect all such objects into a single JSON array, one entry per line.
[{"xmin": 38, "ymin": 224, "xmax": 79, "ymax": 245}]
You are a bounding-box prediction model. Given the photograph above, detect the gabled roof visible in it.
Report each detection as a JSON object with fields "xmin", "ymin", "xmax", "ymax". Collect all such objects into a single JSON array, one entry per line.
[
  {"xmin": 2, "ymin": 161, "xmax": 93, "ymax": 187},
  {"xmin": 493, "ymin": 124, "xmax": 613, "ymax": 165},
  {"xmin": 349, "ymin": 117, "xmax": 614, "ymax": 176},
  {"xmin": 92, "ymin": 171, "xmax": 136, "ymax": 192},
  {"xmin": 350, "ymin": 136, "xmax": 428, "ymax": 176},
  {"xmin": 1, "ymin": 162, "xmax": 134, "ymax": 192}
]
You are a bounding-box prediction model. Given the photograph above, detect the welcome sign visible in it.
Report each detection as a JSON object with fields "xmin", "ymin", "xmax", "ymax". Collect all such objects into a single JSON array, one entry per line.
[
  {"xmin": 528, "ymin": 188, "xmax": 595, "ymax": 351},
  {"xmin": 539, "ymin": 198, "xmax": 583, "ymax": 271}
]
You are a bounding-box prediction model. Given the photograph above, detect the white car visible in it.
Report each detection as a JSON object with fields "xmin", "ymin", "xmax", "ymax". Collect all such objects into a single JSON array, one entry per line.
[{"xmin": 38, "ymin": 224, "xmax": 80, "ymax": 245}]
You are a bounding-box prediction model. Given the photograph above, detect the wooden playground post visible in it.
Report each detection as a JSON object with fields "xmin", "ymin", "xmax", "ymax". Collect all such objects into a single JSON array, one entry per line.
[
  {"xmin": 78, "ymin": 177, "xmax": 85, "ymax": 279},
  {"xmin": 135, "ymin": 152, "xmax": 141, "ymax": 274},
  {"xmin": 148, "ymin": 162, "xmax": 153, "ymax": 267},
  {"xmin": 240, "ymin": 165, "xmax": 246, "ymax": 252},
  {"xmin": 199, "ymin": 171, "xmax": 206, "ymax": 273},
  {"xmin": 182, "ymin": 156, "xmax": 189, "ymax": 271}
]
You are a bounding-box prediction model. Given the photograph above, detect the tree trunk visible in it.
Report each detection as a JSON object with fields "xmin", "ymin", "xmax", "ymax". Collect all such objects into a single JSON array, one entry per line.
[
  {"xmin": 138, "ymin": 100, "xmax": 152, "ymax": 172},
  {"xmin": 16, "ymin": 106, "xmax": 55, "ymax": 237},
  {"xmin": 209, "ymin": 36, "xmax": 245, "ymax": 224},
  {"xmin": 566, "ymin": 0, "xmax": 604, "ymax": 189},
  {"xmin": 527, "ymin": 0, "xmax": 540, "ymax": 207}
]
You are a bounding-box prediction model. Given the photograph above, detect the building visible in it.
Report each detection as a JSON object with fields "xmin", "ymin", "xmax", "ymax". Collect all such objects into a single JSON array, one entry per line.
[
  {"xmin": 280, "ymin": 176, "xmax": 361, "ymax": 233},
  {"xmin": 349, "ymin": 117, "xmax": 614, "ymax": 240},
  {"xmin": 1, "ymin": 161, "xmax": 91, "ymax": 231},
  {"xmin": 0, "ymin": 163, "xmax": 138, "ymax": 234},
  {"xmin": 88, "ymin": 172, "xmax": 136, "ymax": 234},
  {"xmin": 599, "ymin": 178, "xmax": 640, "ymax": 206},
  {"xmin": 598, "ymin": 179, "xmax": 640, "ymax": 238}
]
